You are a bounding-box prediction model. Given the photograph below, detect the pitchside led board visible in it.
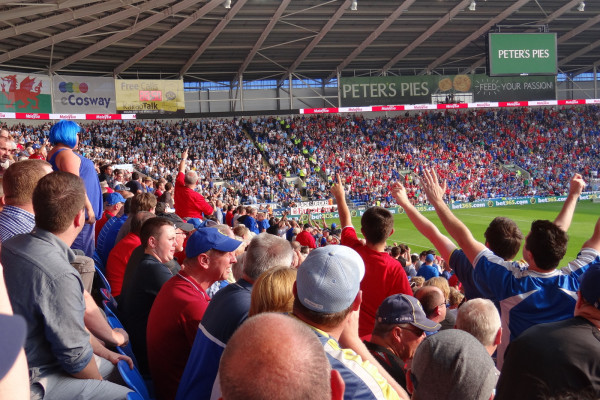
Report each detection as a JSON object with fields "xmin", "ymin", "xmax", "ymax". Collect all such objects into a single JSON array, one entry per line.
[
  {"xmin": 488, "ymin": 33, "xmax": 557, "ymax": 76},
  {"xmin": 339, "ymin": 74, "xmax": 556, "ymax": 106},
  {"xmin": 115, "ymin": 79, "xmax": 185, "ymax": 114}
]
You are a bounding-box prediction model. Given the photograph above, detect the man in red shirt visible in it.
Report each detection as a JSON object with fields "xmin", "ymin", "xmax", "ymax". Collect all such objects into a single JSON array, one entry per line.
[
  {"xmin": 28, "ymin": 143, "xmax": 46, "ymax": 160},
  {"xmin": 331, "ymin": 174, "xmax": 412, "ymax": 338},
  {"xmin": 147, "ymin": 227, "xmax": 241, "ymax": 400},
  {"xmin": 174, "ymin": 149, "xmax": 213, "ymax": 220},
  {"xmin": 295, "ymin": 223, "xmax": 317, "ymax": 249}
]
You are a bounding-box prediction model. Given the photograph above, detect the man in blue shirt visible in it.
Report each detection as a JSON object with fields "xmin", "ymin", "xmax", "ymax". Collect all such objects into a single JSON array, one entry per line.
[
  {"xmin": 0, "ymin": 159, "xmax": 51, "ymax": 243},
  {"xmin": 416, "ymin": 254, "xmax": 439, "ymax": 281},
  {"xmin": 411, "ymin": 169, "xmax": 600, "ymax": 368},
  {"xmin": 2, "ymin": 172, "xmax": 131, "ymax": 399}
]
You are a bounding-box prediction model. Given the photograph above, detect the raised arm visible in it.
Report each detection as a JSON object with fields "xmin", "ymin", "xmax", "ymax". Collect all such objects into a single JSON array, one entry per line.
[
  {"xmin": 421, "ymin": 168, "xmax": 486, "ymax": 264},
  {"xmin": 391, "ymin": 181, "xmax": 457, "ymax": 262},
  {"xmin": 331, "ymin": 174, "xmax": 352, "ymax": 228},
  {"xmin": 178, "ymin": 148, "xmax": 188, "ymax": 174},
  {"xmin": 581, "ymin": 217, "xmax": 600, "ymax": 252},
  {"xmin": 553, "ymin": 173, "xmax": 586, "ymax": 232}
]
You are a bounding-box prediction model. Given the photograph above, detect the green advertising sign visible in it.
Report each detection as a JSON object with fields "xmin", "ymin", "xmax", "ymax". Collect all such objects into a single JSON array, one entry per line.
[
  {"xmin": 488, "ymin": 33, "xmax": 557, "ymax": 76},
  {"xmin": 339, "ymin": 74, "xmax": 555, "ymax": 106}
]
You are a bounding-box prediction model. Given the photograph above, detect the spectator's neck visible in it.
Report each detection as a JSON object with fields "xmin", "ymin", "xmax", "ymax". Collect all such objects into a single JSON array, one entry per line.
[
  {"xmin": 366, "ymin": 241, "xmax": 386, "ymax": 253},
  {"xmin": 5, "ymin": 202, "xmax": 34, "ymax": 214}
]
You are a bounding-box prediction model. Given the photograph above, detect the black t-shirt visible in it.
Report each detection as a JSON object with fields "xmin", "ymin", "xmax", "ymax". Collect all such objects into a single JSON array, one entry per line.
[
  {"xmin": 496, "ymin": 316, "xmax": 600, "ymax": 400},
  {"xmin": 363, "ymin": 340, "xmax": 408, "ymax": 391}
]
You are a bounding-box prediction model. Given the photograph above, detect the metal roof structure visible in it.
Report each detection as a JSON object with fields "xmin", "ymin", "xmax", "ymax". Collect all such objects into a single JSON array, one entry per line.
[{"xmin": 1, "ymin": 0, "xmax": 599, "ymax": 83}]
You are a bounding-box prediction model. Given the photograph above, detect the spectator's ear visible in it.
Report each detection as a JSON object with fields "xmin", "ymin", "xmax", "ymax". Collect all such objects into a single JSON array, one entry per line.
[
  {"xmin": 351, "ymin": 290, "xmax": 362, "ymax": 311},
  {"xmin": 494, "ymin": 327, "xmax": 502, "ymax": 346},
  {"xmin": 0, "ymin": 196, "xmax": 4, "ymax": 206}
]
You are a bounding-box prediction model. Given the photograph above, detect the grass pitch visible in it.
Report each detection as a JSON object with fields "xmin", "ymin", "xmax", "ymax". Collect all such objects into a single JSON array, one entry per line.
[{"xmin": 330, "ymin": 200, "xmax": 600, "ymax": 267}]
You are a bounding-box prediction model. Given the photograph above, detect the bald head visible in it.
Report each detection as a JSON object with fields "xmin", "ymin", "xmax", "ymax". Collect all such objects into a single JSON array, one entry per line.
[
  {"xmin": 415, "ymin": 286, "xmax": 446, "ymax": 322},
  {"xmin": 219, "ymin": 313, "xmax": 331, "ymax": 400}
]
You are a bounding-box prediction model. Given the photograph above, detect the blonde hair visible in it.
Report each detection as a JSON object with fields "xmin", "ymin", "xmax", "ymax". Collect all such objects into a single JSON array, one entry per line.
[
  {"xmin": 249, "ymin": 266, "xmax": 297, "ymax": 317},
  {"xmin": 424, "ymin": 276, "xmax": 450, "ymax": 301},
  {"xmin": 448, "ymin": 287, "xmax": 464, "ymax": 308}
]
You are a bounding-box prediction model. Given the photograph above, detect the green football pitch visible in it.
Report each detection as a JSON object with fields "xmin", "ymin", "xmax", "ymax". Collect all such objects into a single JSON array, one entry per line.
[{"xmin": 326, "ymin": 200, "xmax": 600, "ymax": 267}]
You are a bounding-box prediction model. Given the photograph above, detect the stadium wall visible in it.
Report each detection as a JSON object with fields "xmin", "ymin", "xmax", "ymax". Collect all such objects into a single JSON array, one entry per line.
[{"xmin": 184, "ymin": 87, "xmax": 338, "ymax": 113}]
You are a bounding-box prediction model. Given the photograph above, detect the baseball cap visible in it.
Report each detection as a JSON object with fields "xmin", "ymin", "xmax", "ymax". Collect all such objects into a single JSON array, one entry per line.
[
  {"xmin": 185, "ymin": 227, "xmax": 242, "ymax": 258},
  {"xmin": 580, "ymin": 263, "xmax": 600, "ymax": 309},
  {"xmin": 331, "ymin": 223, "xmax": 337, "ymax": 229},
  {"xmin": 296, "ymin": 246, "xmax": 365, "ymax": 314},
  {"xmin": 106, "ymin": 192, "xmax": 126, "ymax": 206},
  {"xmin": 162, "ymin": 213, "xmax": 195, "ymax": 232},
  {"xmin": 425, "ymin": 254, "xmax": 435, "ymax": 262},
  {"xmin": 376, "ymin": 294, "xmax": 440, "ymax": 332},
  {"xmin": 0, "ymin": 313, "xmax": 27, "ymax": 380},
  {"xmin": 32, "ymin": 143, "xmax": 41, "ymax": 149},
  {"xmin": 411, "ymin": 329, "xmax": 498, "ymax": 400}
]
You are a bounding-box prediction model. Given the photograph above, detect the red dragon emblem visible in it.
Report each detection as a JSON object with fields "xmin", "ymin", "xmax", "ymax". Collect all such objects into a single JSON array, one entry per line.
[{"xmin": 1, "ymin": 75, "xmax": 43, "ymax": 109}]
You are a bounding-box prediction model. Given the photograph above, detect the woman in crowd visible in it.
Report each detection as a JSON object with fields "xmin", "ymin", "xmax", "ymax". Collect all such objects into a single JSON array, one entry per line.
[{"xmin": 47, "ymin": 120, "xmax": 103, "ymax": 257}]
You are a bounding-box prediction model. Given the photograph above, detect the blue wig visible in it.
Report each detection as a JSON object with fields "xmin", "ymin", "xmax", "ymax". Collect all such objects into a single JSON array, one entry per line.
[{"xmin": 49, "ymin": 120, "xmax": 80, "ymax": 148}]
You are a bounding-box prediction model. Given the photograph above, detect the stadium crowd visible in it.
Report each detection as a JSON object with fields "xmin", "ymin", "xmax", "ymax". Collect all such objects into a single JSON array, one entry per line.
[
  {"xmin": 3, "ymin": 105, "xmax": 600, "ymax": 210},
  {"xmin": 0, "ymin": 106, "xmax": 599, "ymax": 400}
]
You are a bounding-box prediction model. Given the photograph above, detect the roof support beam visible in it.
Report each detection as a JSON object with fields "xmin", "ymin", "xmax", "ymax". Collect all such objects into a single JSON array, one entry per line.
[
  {"xmin": 278, "ymin": 0, "xmax": 352, "ymax": 86},
  {"xmin": 50, "ymin": 0, "xmax": 210, "ymax": 73},
  {"xmin": 326, "ymin": 0, "xmax": 416, "ymax": 81},
  {"xmin": 422, "ymin": 0, "xmax": 530, "ymax": 74},
  {"xmin": 460, "ymin": 0, "xmax": 583, "ymax": 74},
  {"xmin": 234, "ymin": 0, "xmax": 292, "ymax": 83},
  {"xmin": 113, "ymin": 0, "xmax": 222, "ymax": 75},
  {"xmin": 0, "ymin": 0, "xmax": 175, "ymax": 65},
  {"xmin": 382, "ymin": 0, "xmax": 471, "ymax": 74},
  {"xmin": 0, "ymin": 0, "xmax": 103, "ymax": 20},
  {"xmin": 559, "ymin": 39, "xmax": 600, "ymax": 66},
  {"xmin": 557, "ymin": 13, "xmax": 600, "ymax": 44},
  {"xmin": 179, "ymin": 0, "xmax": 248, "ymax": 76},
  {"xmin": 0, "ymin": 0, "xmax": 129, "ymax": 40}
]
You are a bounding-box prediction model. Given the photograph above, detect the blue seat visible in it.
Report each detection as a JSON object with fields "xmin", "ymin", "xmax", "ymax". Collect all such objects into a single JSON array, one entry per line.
[
  {"xmin": 117, "ymin": 360, "xmax": 152, "ymax": 400},
  {"xmin": 93, "ymin": 250, "xmax": 106, "ymax": 274},
  {"xmin": 101, "ymin": 287, "xmax": 118, "ymax": 313},
  {"xmin": 95, "ymin": 264, "xmax": 111, "ymax": 293},
  {"xmin": 103, "ymin": 301, "xmax": 139, "ymax": 369},
  {"xmin": 127, "ymin": 391, "xmax": 145, "ymax": 400}
]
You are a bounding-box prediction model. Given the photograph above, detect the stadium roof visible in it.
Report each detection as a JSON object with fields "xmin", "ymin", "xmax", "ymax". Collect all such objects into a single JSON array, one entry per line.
[{"xmin": 1, "ymin": 0, "xmax": 599, "ymax": 83}]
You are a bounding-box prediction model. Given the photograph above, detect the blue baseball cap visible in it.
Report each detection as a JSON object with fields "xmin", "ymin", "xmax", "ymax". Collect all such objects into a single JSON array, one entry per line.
[
  {"xmin": 106, "ymin": 192, "xmax": 125, "ymax": 206},
  {"xmin": 331, "ymin": 223, "xmax": 337, "ymax": 229},
  {"xmin": 185, "ymin": 227, "xmax": 242, "ymax": 258},
  {"xmin": 376, "ymin": 294, "xmax": 440, "ymax": 331},
  {"xmin": 426, "ymin": 254, "xmax": 435, "ymax": 262},
  {"xmin": 296, "ymin": 246, "xmax": 365, "ymax": 313}
]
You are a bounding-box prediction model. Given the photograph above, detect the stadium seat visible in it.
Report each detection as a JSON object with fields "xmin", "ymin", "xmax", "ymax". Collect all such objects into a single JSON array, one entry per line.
[
  {"xmin": 95, "ymin": 264, "xmax": 111, "ymax": 294},
  {"xmin": 127, "ymin": 392, "xmax": 145, "ymax": 400},
  {"xmin": 117, "ymin": 359, "xmax": 152, "ymax": 400},
  {"xmin": 101, "ymin": 287, "xmax": 118, "ymax": 314},
  {"xmin": 103, "ymin": 301, "xmax": 139, "ymax": 369},
  {"xmin": 93, "ymin": 250, "xmax": 106, "ymax": 274}
]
